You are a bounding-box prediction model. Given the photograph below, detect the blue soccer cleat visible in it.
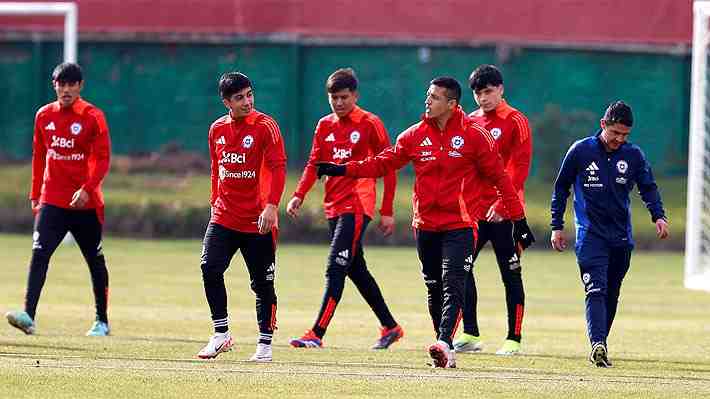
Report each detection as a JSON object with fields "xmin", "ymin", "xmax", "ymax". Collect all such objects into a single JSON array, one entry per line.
[
  {"xmin": 5, "ymin": 311, "xmax": 35, "ymax": 335},
  {"xmin": 289, "ymin": 329, "xmax": 323, "ymax": 348},
  {"xmin": 86, "ymin": 320, "xmax": 110, "ymax": 336}
]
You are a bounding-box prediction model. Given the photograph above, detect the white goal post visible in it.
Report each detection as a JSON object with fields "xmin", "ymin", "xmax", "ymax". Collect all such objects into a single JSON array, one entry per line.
[
  {"xmin": 686, "ymin": 1, "xmax": 710, "ymax": 292},
  {"xmin": 0, "ymin": 2, "xmax": 77, "ymax": 62}
]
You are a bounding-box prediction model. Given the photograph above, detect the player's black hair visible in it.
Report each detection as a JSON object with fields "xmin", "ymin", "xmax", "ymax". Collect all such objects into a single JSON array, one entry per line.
[
  {"xmin": 218, "ymin": 72, "xmax": 252, "ymax": 99},
  {"xmin": 603, "ymin": 101, "xmax": 633, "ymax": 127},
  {"xmin": 52, "ymin": 62, "xmax": 83, "ymax": 83},
  {"xmin": 430, "ymin": 76, "xmax": 462, "ymax": 104},
  {"xmin": 468, "ymin": 64, "xmax": 503, "ymax": 91},
  {"xmin": 326, "ymin": 68, "xmax": 358, "ymax": 93}
]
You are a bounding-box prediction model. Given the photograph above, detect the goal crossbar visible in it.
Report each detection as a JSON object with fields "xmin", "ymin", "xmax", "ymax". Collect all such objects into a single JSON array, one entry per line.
[{"xmin": 0, "ymin": 2, "xmax": 77, "ymax": 62}]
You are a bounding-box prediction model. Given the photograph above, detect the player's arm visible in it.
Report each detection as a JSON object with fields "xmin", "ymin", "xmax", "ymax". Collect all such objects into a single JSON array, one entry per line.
[
  {"xmin": 208, "ymin": 125, "xmax": 219, "ymax": 207},
  {"xmin": 550, "ymin": 143, "xmax": 579, "ymax": 251},
  {"xmin": 491, "ymin": 113, "xmax": 532, "ymax": 218},
  {"xmin": 259, "ymin": 118, "xmax": 287, "ymax": 234},
  {"xmin": 369, "ymin": 117, "xmax": 397, "ymax": 235},
  {"xmin": 71, "ymin": 109, "xmax": 110, "ymax": 208},
  {"xmin": 470, "ymin": 126, "xmax": 534, "ymax": 250},
  {"xmin": 30, "ymin": 113, "xmax": 47, "ymax": 212},
  {"xmin": 289, "ymin": 126, "xmax": 322, "ymax": 218},
  {"xmin": 634, "ymin": 148, "xmax": 669, "ymax": 239},
  {"xmin": 346, "ymin": 130, "xmax": 412, "ymax": 178}
]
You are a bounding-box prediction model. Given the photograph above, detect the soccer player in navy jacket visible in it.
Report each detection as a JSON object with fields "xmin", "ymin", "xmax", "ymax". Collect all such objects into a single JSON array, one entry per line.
[{"xmin": 550, "ymin": 101, "xmax": 669, "ymax": 367}]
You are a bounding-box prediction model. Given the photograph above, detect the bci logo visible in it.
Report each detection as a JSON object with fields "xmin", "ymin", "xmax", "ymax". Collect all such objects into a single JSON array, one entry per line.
[
  {"xmin": 51, "ymin": 135, "xmax": 75, "ymax": 149},
  {"xmin": 333, "ymin": 147, "xmax": 352, "ymax": 160},
  {"xmin": 220, "ymin": 151, "xmax": 246, "ymax": 164}
]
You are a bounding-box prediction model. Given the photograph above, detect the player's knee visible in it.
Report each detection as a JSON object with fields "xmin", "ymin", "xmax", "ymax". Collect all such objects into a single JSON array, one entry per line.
[
  {"xmin": 251, "ymin": 279, "xmax": 275, "ymax": 297},
  {"xmin": 30, "ymin": 248, "xmax": 52, "ymax": 267},
  {"xmin": 200, "ymin": 260, "xmax": 225, "ymax": 279}
]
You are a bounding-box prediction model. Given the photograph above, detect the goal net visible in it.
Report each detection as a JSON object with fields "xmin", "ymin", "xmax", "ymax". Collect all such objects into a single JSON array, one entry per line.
[{"xmin": 686, "ymin": 1, "xmax": 710, "ymax": 292}]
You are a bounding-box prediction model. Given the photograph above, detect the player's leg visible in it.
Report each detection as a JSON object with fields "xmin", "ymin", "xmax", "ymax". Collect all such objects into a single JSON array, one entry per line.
[
  {"xmin": 70, "ymin": 208, "xmax": 110, "ymax": 336},
  {"xmin": 346, "ymin": 216, "xmax": 403, "ymax": 349},
  {"xmin": 415, "ymin": 229, "xmax": 444, "ymax": 336},
  {"xmin": 576, "ymin": 236, "xmax": 611, "ymax": 367},
  {"xmin": 6, "ymin": 205, "xmax": 69, "ymax": 334},
  {"xmin": 290, "ymin": 214, "xmax": 357, "ymax": 347},
  {"xmin": 455, "ymin": 223, "xmax": 487, "ymax": 352},
  {"xmin": 606, "ymin": 246, "xmax": 632, "ymax": 337},
  {"xmin": 241, "ymin": 231, "xmax": 278, "ymax": 362},
  {"xmin": 197, "ymin": 222, "xmax": 238, "ymax": 359},
  {"xmin": 427, "ymin": 228, "xmax": 473, "ymax": 368},
  {"xmin": 489, "ymin": 220, "xmax": 525, "ymax": 355}
]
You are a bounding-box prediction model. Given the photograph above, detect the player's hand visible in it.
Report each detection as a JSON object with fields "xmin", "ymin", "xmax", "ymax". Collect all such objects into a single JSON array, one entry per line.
[
  {"xmin": 69, "ymin": 188, "xmax": 89, "ymax": 208},
  {"xmin": 513, "ymin": 218, "xmax": 535, "ymax": 251},
  {"xmin": 30, "ymin": 199, "xmax": 41, "ymax": 215},
  {"xmin": 551, "ymin": 229, "xmax": 567, "ymax": 252},
  {"xmin": 258, "ymin": 204, "xmax": 278, "ymax": 234},
  {"xmin": 378, "ymin": 215, "xmax": 395, "ymax": 237},
  {"xmin": 316, "ymin": 162, "xmax": 346, "ymax": 178},
  {"xmin": 485, "ymin": 206, "xmax": 504, "ymax": 223},
  {"xmin": 656, "ymin": 218, "xmax": 669, "ymax": 240},
  {"xmin": 286, "ymin": 197, "xmax": 302, "ymax": 219}
]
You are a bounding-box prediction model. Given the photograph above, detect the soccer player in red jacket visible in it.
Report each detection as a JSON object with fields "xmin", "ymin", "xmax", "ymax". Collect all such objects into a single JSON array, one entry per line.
[
  {"xmin": 287, "ymin": 68, "xmax": 403, "ymax": 350},
  {"xmin": 318, "ymin": 77, "xmax": 534, "ymax": 368},
  {"xmin": 196, "ymin": 72, "xmax": 286, "ymax": 362},
  {"xmin": 5, "ymin": 62, "xmax": 112, "ymax": 337},
  {"xmin": 454, "ymin": 65, "xmax": 533, "ymax": 355}
]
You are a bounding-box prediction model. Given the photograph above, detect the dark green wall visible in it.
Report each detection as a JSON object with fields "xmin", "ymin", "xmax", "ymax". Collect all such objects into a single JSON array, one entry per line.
[{"xmin": 0, "ymin": 40, "xmax": 690, "ymax": 176}]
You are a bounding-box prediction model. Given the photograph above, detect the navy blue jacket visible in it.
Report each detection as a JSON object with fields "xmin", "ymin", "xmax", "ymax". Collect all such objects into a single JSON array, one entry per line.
[{"xmin": 550, "ymin": 131, "xmax": 665, "ymax": 247}]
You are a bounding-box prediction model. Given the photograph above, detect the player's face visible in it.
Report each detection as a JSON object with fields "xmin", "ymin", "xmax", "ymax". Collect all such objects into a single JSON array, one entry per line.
[
  {"xmin": 425, "ymin": 85, "xmax": 455, "ymax": 119},
  {"xmin": 473, "ymin": 84, "xmax": 504, "ymax": 113},
  {"xmin": 600, "ymin": 120, "xmax": 631, "ymax": 151},
  {"xmin": 223, "ymin": 87, "xmax": 254, "ymax": 118},
  {"xmin": 53, "ymin": 80, "xmax": 83, "ymax": 108},
  {"xmin": 328, "ymin": 88, "xmax": 358, "ymax": 118}
]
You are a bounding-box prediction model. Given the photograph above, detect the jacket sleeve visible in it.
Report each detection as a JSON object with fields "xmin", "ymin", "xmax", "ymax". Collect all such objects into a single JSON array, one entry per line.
[
  {"xmin": 261, "ymin": 118, "xmax": 287, "ymax": 206},
  {"xmin": 493, "ymin": 113, "xmax": 532, "ymax": 216},
  {"xmin": 368, "ymin": 116, "xmax": 396, "ymax": 217},
  {"xmin": 469, "ymin": 125, "xmax": 525, "ymax": 220},
  {"xmin": 635, "ymin": 147, "xmax": 666, "ymax": 222},
  {"xmin": 293, "ymin": 123, "xmax": 323, "ymax": 201},
  {"xmin": 81, "ymin": 109, "xmax": 111, "ymax": 194},
  {"xmin": 30, "ymin": 112, "xmax": 47, "ymax": 200},
  {"xmin": 346, "ymin": 130, "xmax": 412, "ymax": 178},
  {"xmin": 209, "ymin": 125, "xmax": 219, "ymax": 206},
  {"xmin": 550, "ymin": 143, "xmax": 579, "ymax": 230}
]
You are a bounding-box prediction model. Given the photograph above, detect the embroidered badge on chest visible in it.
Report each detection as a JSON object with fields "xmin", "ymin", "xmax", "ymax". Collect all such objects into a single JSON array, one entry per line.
[
  {"xmin": 490, "ymin": 128, "xmax": 502, "ymax": 140},
  {"xmin": 616, "ymin": 160, "xmax": 628, "ymax": 174},
  {"xmin": 350, "ymin": 131, "xmax": 360, "ymax": 144},
  {"xmin": 451, "ymin": 135, "xmax": 464, "ymax": 149},
  {"xmin": 70, "ymin": 122, "xmax": 82, "ymax": 135},
  {"xmin": 242, "ymin": 135, "xmax": 254, "ymax": 148}
]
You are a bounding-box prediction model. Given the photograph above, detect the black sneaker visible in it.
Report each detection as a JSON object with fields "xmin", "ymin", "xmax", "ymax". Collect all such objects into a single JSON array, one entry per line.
[
  {"xmin": 589, "ymin": 342, "xmax": 611, "ymax": 368},
  {"xmin": 371, "ymin": 325, "xmax": 404, "ymax": 350}
]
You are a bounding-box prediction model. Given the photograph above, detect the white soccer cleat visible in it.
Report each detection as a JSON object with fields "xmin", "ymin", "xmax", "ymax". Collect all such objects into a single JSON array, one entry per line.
[
  {"xmin": 197, "ymin": 332, "xmax": 234, "ymax": 359},
  {"xmin": 248, "ymin": 343, "xmax": 273, "ymax": 362}
]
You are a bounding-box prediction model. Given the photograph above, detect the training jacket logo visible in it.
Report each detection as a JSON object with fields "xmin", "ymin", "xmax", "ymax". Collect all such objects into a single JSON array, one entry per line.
[
  {"xmin": 420, "ymin": 137, "xmax": 433, "ymax": 146},
  {"xmin": 490, "ymin": 127, "xmax": 502, "ymax": 140},
  {"xmin": 242, "ymin": 135, "xmax": 254, "ymax": 148},
  {"xmin": 325, "ymin": 133, "xmax": 335, "ymax": 142},
  {"xmin": 350, "ymin": 131, "xmax": 360, "ymax": 144},
  {"xmin": 586, "ymin": 162, "xmax": 600, "ymax": 175},
  {"xmin": 45, "ymin": 122, "xmax": 56, "ymax": 131},
  {"xmin": 216, "ymin": 136, "xmax": 226, "ymax": 145},
  {"xmin": 616, "ymin": 160, "xmax": 628, "ymax": 174},
  {"xmin": 451, "ymin": 135, "xmax": 464, "ymax": 149},
  {"xmin": 70, "ymin": 122, "xmax": 82, "ymax": 135}
]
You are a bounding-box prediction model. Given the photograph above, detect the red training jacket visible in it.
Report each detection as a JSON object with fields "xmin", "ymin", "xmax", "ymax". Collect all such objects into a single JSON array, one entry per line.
[
  {"xmin": 208, "ymin": 110, "xmax": 287, "ymax": 233},
  {"xmin": 346, "ymin": 107, "xmax": 524, "ymax": 232},
  {"xmin": 294, "ymin": 105, "xmax": 396, "ymax": 219},
  {"xmin": 467, "ymin": 100, "xmax": 532, "ymax": 220},
  {"xmin": 31, "ymin": 98, "xmax": 111, "ymax": 223}
]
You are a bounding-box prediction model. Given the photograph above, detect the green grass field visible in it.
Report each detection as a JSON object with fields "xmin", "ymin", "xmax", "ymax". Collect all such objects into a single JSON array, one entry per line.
[{"xmin": 1, "ymin": 233, "xmax": 709, "ymax": 398}]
